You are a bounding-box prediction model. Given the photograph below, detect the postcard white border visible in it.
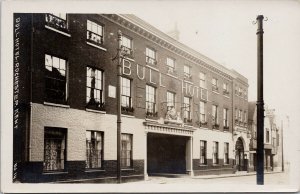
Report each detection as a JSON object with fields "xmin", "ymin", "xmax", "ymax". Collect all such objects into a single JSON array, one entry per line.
[{"xmin": 1, "ymin": 0, "xmax": 300, "ymax": 193}]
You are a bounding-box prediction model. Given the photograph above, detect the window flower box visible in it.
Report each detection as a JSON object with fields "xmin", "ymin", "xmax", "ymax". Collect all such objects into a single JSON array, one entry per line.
[
  {"xmin": 146, "ymin": 111, "xmax": 158, "ymax": 119},
  {"xmin": 121, "ymin": 106, "xmax": 134, "ymax": 115},
  {"xmin": 212, "ymin": 123, "xmax": 219, "ymax": 129},
  {"xmin": 86, "ymin": 99, "xmax": 105, "ymax": 111}
]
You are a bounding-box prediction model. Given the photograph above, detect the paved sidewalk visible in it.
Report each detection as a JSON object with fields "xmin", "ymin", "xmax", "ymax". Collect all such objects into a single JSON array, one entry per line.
[{"xmin": 192, "ymin": 170, "xmax": 283, "ymax": 179}]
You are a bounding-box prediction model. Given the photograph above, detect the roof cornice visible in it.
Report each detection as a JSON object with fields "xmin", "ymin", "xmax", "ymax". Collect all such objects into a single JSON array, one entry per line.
[{"xmin": 102, "ymin": 14, "xmax": 248, "ymax": 82}]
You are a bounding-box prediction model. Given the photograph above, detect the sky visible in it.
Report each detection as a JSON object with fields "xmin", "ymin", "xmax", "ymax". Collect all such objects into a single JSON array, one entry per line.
[{"xmin": 134, "ymin": 0, "xmax": 300, "ymax": 164}]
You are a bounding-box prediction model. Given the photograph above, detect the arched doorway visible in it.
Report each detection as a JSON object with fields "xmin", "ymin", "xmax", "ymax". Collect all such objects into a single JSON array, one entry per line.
[{"xmin": 235, "ymin": 137, "xmax": 247, "ymax": 171}]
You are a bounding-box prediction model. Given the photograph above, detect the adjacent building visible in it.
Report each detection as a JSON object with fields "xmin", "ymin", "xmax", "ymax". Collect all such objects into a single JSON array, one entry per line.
[
  {"xmin": 14, "ymin": 13, "xmax": 251, "ymax": 183},
  {"xmin": 248, "ymin": 102, "xmax": 283, "ymax": 172}
]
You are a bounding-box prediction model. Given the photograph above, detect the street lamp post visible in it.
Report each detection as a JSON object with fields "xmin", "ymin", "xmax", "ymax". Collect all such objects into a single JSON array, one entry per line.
[
  {"xmin": 117, "ymin": 30, "xmax": 123, "ymax": 183},
  {"xmin": 255, "ymin": 15, "xmax": 265, "ymax": 185}
]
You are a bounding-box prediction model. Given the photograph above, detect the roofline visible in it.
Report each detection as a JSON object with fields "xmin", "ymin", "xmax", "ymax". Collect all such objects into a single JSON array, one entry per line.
[{"xmin": 119, "ymin": 14, "xmax": 248, "ymax": 85}]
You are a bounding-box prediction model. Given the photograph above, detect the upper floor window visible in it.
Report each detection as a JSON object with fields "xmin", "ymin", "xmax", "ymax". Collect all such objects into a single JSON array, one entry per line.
[
  {"xmin": 87, "ymin": 20, "xmax": 104, "ymax": 45},
  {"xmin": 199, "ymin": 72, "xmax": 206, "ymax": 88},
  {"xmin": 184, "ymin": 65, "xmax": 191, "ymax": 78},
  {"xmin": 43, "ymin": 127, "xmax": 66, "ymax": 171},
  {"xmin": 224, "ymin": 142, "xmax": 229, "ymax": 164},
  {"xmin": 235, "ymin": 108, "xmax": 238, "ymax": 120},
  {"xmin": 45, "ymin": 54, "xmax": 67, "ymax": 104},
  {"xmin": 45, "ymin": 13, "xmax": 68, "ymax": 32},
  {"xmin": 167, "ymin": 91, "xmax": 175, "ymax": 111},
  {"xmin": 223, "ymin": 83, "xmax": 229, "ymax": 95},
  {"xmin": 146, "ymin": 85, "xmax": 156, "ymax": 116},
  {"xmin": 212, "ymin": 105, "xmax": 219, "ymax": 126},
  {"xmin": 146, "ymin": 47, "xmax": 157, "ymax": 65},
  {"xmin": 121, "ymin": 133, "xmax": 132, "ymax": 168},
  {"xmin": 212, "ymin": 78, "xmax": 218, "ymax": 92},
  {"xmin": 238, "ymin": 110, "xmax": 243, "ymax": 122},
  {"xmin": 244, "ymin": 111, "xmax": 247, "ymax": 123},
  {"xmin": 235, "ymin": 85, "xmax": 239, "ymax": 95},
  {"xmin": 200, "ymin": 140, "xmax": 207, "ymax": 165},
  {"xmin": 183, "ymin": 97, "xmax": 192, "ymax": 122},
  {"xmin": 121, "ymin": 35, "xmax": 133, "ymax": 57},
  {"xmin": 238, "ymin": 87, "xmax": 242, "ymax": 96},
  {"xmin": 244, "ymin": 89, "xmax": 248, "ymax": 99},
  {"xmin": 121, "ymin": 77, "xmax": 132, "ymax": 108},
  {"xmin": 86, "ymin": 67, "xmax": 104, "ymax": 110},
  {"xmin": 86, "ymin": 131, "xmax": 103, "ymax": 169},
  {"xmin": 167, "ymin": 57, "xmax": 175, "ymax": 73},
  {"xmin": 223, "ymin": 108, "xmax": 229, "ymax": 129},
  {"xmin": 212, "ymin": 141, "xmax": 219, "ymax": 164},
  {"xmin": 199, "ymin": 101, "xmax": 206, "ymax": 123},
  {"xmin": 266, "ymin": 129, "xmax": 270, "ymax": 143}
]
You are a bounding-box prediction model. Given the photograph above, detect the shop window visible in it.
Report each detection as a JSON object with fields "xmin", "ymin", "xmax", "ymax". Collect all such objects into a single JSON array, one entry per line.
[
  {"xmin": 86, "ymin": 131, "xmax": 103, "ymax": 169},
  {"xmin": 224, "ymin": 142, "xmax": 229, "ymax": 164},
  {"xmin": 45, "ymin": 54, "xmax": 67, "ymax": 104},
  {"xmin": 200, "ymin": 140, "xmax": 207, "ymax": 165},
  {"xmin": 213, "ymin": 141, "xmax": 219, "ymax": 164},
  {"xmin": 43, "ymin": 127, "xmax": 66, "ymax": 171},
  {"xmin": 121, "ymin": 133, "xmax": 132, "ymax": 168}
]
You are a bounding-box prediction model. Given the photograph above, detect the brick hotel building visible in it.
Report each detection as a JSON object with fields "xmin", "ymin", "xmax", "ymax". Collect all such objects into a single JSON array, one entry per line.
[{"xmin": 14, "ymin": 13, "xmax": 250, "ymax": 183}]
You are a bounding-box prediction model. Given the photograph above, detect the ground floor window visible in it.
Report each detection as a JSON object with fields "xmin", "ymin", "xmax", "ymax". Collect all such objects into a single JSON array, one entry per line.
[
  {"xmin": 43, "ymin": 127, "xmax": 66, "ymax": 171},
  {"xmin": 121, "ymin": 133, "xmax": 132, "ymax": 168},
  {"xmin": 224, "ymin": 142, "xmax": 229, "ymax": 164},
  {"xmin": 213, "ymin": 141, "xmax": 219, "ymax": 164},
  {"xmin": 86, "ymin": 131, "xmax": 103, "ymax": 169},
  {"xmin": 200, "ymin": 140, "xmax": 207, "ymax": 165}
]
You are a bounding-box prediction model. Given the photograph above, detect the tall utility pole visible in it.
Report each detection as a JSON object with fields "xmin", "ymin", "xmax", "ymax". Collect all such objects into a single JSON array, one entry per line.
[
  {"xmin": 117, "ymin": 30, "xmax": 122, "ymax": 183},
  {"xmin": 256, "ymin": 15, "xmax": 265, "ymax": 185}
]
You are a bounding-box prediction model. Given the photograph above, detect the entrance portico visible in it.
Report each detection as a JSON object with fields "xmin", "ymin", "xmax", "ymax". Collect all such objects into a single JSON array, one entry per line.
[{"xmin": 144, "ymin": 121, "xmax": 194, "ymax": 178}]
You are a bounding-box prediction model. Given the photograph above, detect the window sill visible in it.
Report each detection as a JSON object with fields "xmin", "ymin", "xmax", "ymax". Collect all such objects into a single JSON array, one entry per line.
[
  {"xmin": 44, "ymin": 102, "xmax": 70, "ymax": 109},
  {"xmin": 166, "ymin": 73, "xmax": 178, "ymax": 79},
  {"xmin": 212, "ymin": 91, "xmax": 220, "ymax": 95},
  {"xmin": 145, "ymin": 118, "xmax": 158, "ymax": 122},
  {"xmin": 199, "ymin": 164, "xmax": 208, "ymax": 167},
  {"xmin": 86, "ymin": 41, "xmax": 107, "ymax": 51},
  {"xmin": 85, "ymin": 169, "xmax": 105, "ymax": 173},
  {"xmin": 223, "ymin": 95, "xmax": 230, "ymax": 99},
  {"xmin": 121, "ymin": 168, "xmax": 134, "ymax": 171},
  {"xmin": 86, "ymin": 108, "xmax": 106, "ymax": 114},
  {"xmin": 146, "ymin": 64, "xmax": 159, "ymax": 72},
  {"xmin": 183, "ymin": 79, "xmax": 193, "ymax": 84},
  {"xmin": 223, "ymin": 164, "xmax": 230, "ymax": 166},
  {"xmin": 121, "ymin": 114, "xmax": 135, "ymax": 118},
  {"xmin": 43, "ymin": 171, "xmax": 68, "ymax": 175},
  {"xmin": 45, "ymin": 25, "xmax": 71, "ymax": 37},
  {"xmin": 124, "ymin": 56, "xmax": 135, "ymax": 62},
  {"xmin": 212, "ymin": 164, "xmax": 220, "ymax": 166}
]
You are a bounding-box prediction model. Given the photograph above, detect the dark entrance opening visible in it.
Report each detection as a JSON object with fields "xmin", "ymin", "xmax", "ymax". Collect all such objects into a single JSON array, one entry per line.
[
  {"xmin": 147, "ymin": 133, "xmax": 188, "ymax": 174},
  {"xmin": 235, "ymin": 137, "xmax": 247, "ymax": 171}
]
